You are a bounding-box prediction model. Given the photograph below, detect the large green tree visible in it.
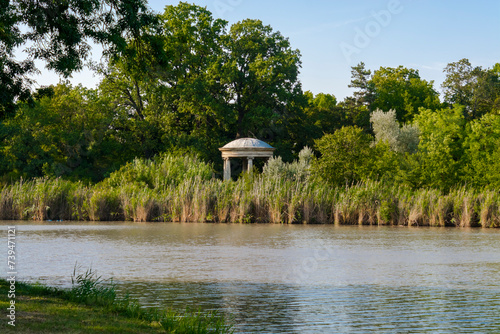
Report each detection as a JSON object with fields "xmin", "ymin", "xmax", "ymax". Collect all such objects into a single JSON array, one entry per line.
[
  {"xmin": 349, "ymin": 63, "xmax": 442, "ymax": 122},
  {"xmin": 463, "ymin": 113, "xmax": 500, "ymax": 188},
  {"xmin": 311, "ymin": 126, "xmax": 397, "ymax": 186},
  {"xmin": 0, "ymin": 0, "xmax": 154, "ymax": 120},
  {"xmin": 99, "ymin": 2, "xmax": 230, "ymax": 161},
  {"xmin": 407, "ymin": 106, "xmax": 466, "ymax": 190},
  {"xmin": 1, "ymin": 83, "xmax": 122, "ymax": 181},
  {"xmin": 442, "ymin": 58, "xmax": 500, "ymax": 120},
  {"xmin": 100, "ymin": 3, "xmax": 306, "ymax": 163},
  {"xmin": 220, "ymin": 19, "xmax": 304, "ymax": 140}
]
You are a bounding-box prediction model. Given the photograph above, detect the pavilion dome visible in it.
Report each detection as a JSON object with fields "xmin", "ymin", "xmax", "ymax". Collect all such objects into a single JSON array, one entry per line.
[
  {"xmin": 219, "ymin": 138, "xmax": 275, "ymax": 180},
  {"xmin": 221, "ymin": 138, "xmax": 274, "ymax": 149}
]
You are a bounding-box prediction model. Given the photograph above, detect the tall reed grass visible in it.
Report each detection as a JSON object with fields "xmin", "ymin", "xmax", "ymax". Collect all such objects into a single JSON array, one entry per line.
[{"xmin": 1, "ymin": 153, "xmax": 499, "ymax": 227}]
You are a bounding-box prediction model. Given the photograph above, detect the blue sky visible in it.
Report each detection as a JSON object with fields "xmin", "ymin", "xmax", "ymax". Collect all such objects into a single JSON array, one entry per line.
[{"xmin": 31, "ymin": 0, "xmax": 500, "ymax": 100}]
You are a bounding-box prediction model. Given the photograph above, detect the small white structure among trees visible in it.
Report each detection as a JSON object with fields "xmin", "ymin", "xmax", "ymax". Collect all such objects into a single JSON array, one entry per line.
[{"xmin": 219, "ymin": 138, "xmax": 275, "ymax": 181}]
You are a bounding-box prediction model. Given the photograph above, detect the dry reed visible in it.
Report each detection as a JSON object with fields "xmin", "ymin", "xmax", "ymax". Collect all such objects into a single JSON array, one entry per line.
[{"xmin": 0, "ymin": 154, "xmax": 499, "ymax": 227}]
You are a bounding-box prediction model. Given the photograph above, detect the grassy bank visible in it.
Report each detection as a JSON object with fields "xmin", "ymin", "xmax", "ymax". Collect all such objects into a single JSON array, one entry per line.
[
  {"xmin": 0, "ymin": 269, "xmax": 233, "ymax": 333},
  {"xmin": 0, "ymin": 154, "xmax": 499, "ymax": 227}
]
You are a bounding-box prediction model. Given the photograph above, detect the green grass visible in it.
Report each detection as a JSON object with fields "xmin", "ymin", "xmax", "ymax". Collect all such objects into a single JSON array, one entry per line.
[
  {"xmin": 0, "ymin": 268, "xmax": 233, "ymax": 334},
  {"xmin": 0, "ymin": 280, "xmax": 164, "ymax": 333}
]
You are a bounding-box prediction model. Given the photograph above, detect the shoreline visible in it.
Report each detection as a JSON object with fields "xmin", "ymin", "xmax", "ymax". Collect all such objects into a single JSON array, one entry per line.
[
  {"xmin": 1, "ymin": 177, "xmax": 499, "ymax": 228},
  {"xmin": 1, "ymin": 155, "xmax": 498, "ymax": 228},
  {"xmin": 0, "ymin": 275, "xmax": 233, "ymax": 333}
]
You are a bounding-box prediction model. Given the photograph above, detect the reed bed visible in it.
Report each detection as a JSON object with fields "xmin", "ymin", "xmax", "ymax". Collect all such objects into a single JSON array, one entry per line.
[{"xmin": 1, "ymin": 154, "xmax": 499, "ymax": 227}]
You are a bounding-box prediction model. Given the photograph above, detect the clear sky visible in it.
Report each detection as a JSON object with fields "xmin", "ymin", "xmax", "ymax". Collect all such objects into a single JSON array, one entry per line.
[{"xmin": 30, "ymin": 0, "xmax": 500, "ymax": 101}]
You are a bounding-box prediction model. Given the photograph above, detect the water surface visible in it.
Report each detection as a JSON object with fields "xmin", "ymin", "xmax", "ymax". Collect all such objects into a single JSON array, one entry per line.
[{"xmin": 3, "ymin": 222, "xmax": 500, "ymax": 333}]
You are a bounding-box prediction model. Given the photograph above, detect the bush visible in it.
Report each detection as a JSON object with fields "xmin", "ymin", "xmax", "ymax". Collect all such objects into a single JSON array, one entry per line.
[
  {"xmin": 103, "ymin": 153, "xmax": 213, "ymax": 189},
  {"xmin": 311, "ymin": 126, "xmax": 374, "ymax": 186},
  {"xmin": 370, "ymin": 108, "xmax": 420, "ymax": 154},
  {"xmin": 262, "ymin": 146, "xmax": 313, "ymax": 182}
]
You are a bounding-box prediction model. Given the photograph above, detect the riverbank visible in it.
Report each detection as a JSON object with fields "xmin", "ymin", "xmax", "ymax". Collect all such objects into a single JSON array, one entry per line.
[
  {"xmin": 0, "ymin": 155, "xmax": 499, "ymax": 227},
  {"xmin": 1, "ymin": 177, "xmax": 499, "ymax": 227},
  {"xmin": 0, "ymin": 271, "xmax": 233, "ymax": 333}
]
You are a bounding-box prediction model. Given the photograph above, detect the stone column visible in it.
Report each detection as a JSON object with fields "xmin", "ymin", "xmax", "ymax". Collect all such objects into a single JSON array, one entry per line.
[
  {"xmin": 223, "ymin": 157, "xmax": 231, "ymax": 181},
  {"xmin": 247, "ymin": 157, "xmax": 253, "ymax": 174}
]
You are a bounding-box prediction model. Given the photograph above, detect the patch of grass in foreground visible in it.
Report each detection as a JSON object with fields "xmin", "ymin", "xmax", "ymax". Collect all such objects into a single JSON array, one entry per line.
[{"xmin": 0, "ymin": 270, "xmax": 233, "ymax": 333}]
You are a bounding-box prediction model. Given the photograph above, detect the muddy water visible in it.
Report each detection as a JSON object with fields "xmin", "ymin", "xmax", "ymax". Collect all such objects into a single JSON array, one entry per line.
[{"xmin": 4, "ymin": 222, "xmax": 500, "ymax": 333}]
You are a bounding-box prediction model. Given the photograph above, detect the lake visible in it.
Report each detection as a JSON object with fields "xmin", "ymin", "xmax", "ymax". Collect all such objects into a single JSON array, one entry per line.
[{"xmin": 3, "ymin": 221, "xmax": 500, "ymax": 333}]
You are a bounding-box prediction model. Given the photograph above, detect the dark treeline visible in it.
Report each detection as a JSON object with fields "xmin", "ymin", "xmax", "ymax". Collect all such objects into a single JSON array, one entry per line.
[{"xmin": 1, "ymin": 1, "xmax": 500, "ymax": 198}]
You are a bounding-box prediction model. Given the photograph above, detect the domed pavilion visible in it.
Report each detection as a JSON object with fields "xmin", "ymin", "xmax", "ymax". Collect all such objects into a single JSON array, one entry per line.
[{"xmin": 219, "ymin": 138, "xmax": 275, "ymax": 181}]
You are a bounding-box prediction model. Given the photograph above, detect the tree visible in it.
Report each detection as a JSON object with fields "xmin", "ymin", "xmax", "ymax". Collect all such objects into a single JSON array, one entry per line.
[
  {"xmin": 409, "ymin": 106, "xmax": 466, "ymax": 190},
  {"xmin": 442, "ymin": 58, "xmax": 500, "ymax": 119},
  {"xmin": 100, "ymin": 5, "xmax": 306, "ymax": 164},
  {"xmin": 0, "ymin": 83, "xmax": 122, "ymax": 181},
  {"xmin": 349, "ymin": 63, "xmax": 441, "ymax": 122},
  {"xmin": 463, "ymin": 113, "xmax": 500, "ymax": 188},
  {"xmin": 220, "ymin": 19, "xmax": 304, "ymax": 140},
  {"xmin": 302, "ymin": 91, "xmax": 340, "ymax": 141},
  {"xmin": 0, "ymin": 0, "xmax": 154, "ymax": 120},
  {"xmin": 99, "ymin": 2, "xmax": 230, "ymax": 161},
  {"xmin": 311, "ymin": 126, "xmax": 375, "ymax": 186},
  {"xmin": 370, "ymin": 66, "xmax": 441, "ymax": 122},
  {"xmin": 348, "ymin": 62, "xmax": 375, "ymax": 107},
  {"xmin": 0, "ymin": 0, "xmax": 35, "ymax": 118},
  {"xmin": 370, "ymin": 109, "xmax": 419, "ymax": 154}
]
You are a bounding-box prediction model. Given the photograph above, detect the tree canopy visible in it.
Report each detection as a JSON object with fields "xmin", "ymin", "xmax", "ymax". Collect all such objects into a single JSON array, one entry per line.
[
  {"xmin": 1, "ymin": 2, "xmax": 500, "ymax": 192},
  {"xmin": 349, "ymin": 63, "xmax": 442, "ymax": 122},
  {"xmin": 0, "ymin": 0, "xmax": 154, "ymax": 119},
  {"xmin": 98, "ymin": 3, "xmax": 306, "ymax": 164},
  {"xmin": 442, "ymin": 58, "xmax": 500, "ymax": 120}
]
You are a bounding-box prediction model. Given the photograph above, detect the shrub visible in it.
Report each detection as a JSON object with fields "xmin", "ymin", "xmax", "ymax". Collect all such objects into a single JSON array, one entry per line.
[
  {"xmin": 370, "ymin": 108, "xmax": 420, "ymax": 154},
  {"xmin": 103, "ymin": 153, "xmax": 213, "ymax": 189},
  {"xmin": 311, "ymin": 126, "xmax": 374, "ymax": 186}
]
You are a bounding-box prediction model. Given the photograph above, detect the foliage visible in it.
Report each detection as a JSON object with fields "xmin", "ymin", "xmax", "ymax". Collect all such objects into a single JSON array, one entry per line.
[
  {"xmin": 96, "ymin": 3, "xmax": 225, "ymax": 161},
  {"xmin": 0, "ymin": 148, "xmax": 500, "ymax": 226},
  {"xmin": 1, "ymin": 167, "xmax": 499, "ymax": 226},
  {"xmin": 103, "ymin": 153, "xmax": 213, "ymax": 189},
  {"xmin": 302, "ymin": 91, "xmax": 371, "ymax": 141},
  {"xmin": 0, "ymin": 83, "xmax": 123, "ymax": 181},
  {"xmin": 0, "ymin": 268, "xmax": 234, "ymax": 333},
  {"xmin": 370, "ymin": 108, "xmax": 420, "ymax": 154},
  {"xmin": 70, "ymin": 266, "xmax": 234, "ymax": 333},
  {"xmin": 410, "ymin": 106, "xmax": 466, "ymax": 191},
  {"xmin": 349, "ymin": 63, "xmax": 442, "ymax": 122},
  {"xmin": 0, "ymin": 0, "xmax": 34, "ymax": 118},
  {"xmin": 442, "ymin": 58, "xmax": 500, "ymax": 120},
  {"xmin": 0, "ymin": 0, "xmax": 154, "ymax": 120},
  {"xmin": 348, "ymin": 62, "xmax": 375, "ymax": 107},
  {"xmin": 463, "ymin": 113, "xmax": 500, "ymax": 188},
  {"xmin": 262, "ymin": 146, "xmax": 313, "ymax": 182},
  {"xmin": 311, "ymin": 126, "xmax": 375, "ymax": 186},
  {"xmin": 96, "ymin": 3, "xmax": 307, "ymax": 165},
  {"xmin": 1, "ymin": 1, "xmax": 500, "ymax": 206},
  {"xmin": 221, "ymin": 19, "xmax": 304, "ymax": 139},
  {"xmin": 71, "ymin": 265, "xmax": 117, "ymax": 306}
]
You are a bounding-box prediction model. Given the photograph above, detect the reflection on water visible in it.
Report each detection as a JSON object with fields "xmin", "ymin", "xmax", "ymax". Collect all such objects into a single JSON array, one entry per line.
[
  {"xmin": 3, "ymin": 222, "xmax": 500, "ymax": 333},
  {"xmin": 117, "ymin": 282, "xmax": 500, "ymax": 333}
]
